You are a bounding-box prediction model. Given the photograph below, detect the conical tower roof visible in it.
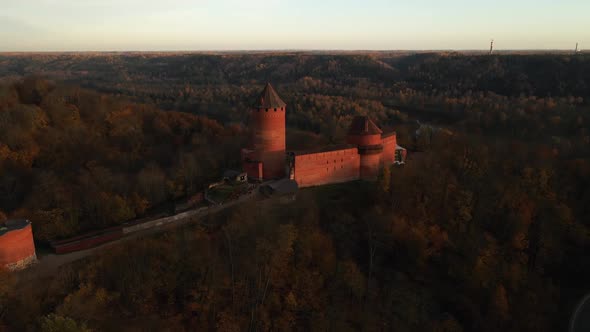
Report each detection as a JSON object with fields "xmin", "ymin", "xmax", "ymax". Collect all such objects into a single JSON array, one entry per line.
[
  {"xmin": 348, "ymin": 116, "xmax": 383, "ymax": 135},
  {"xmin": 252, "ymin": 83, "xmax": 286, "ymax": 109}
]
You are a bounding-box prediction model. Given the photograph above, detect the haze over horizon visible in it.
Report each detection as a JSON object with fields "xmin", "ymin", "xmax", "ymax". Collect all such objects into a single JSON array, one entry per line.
[{"xmin": 1, "ymin": 0, "xmax": 588, "ymax": 52}]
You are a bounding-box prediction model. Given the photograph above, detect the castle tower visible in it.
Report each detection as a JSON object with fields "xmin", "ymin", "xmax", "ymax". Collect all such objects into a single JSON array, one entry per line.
[
  {"xmin": 242, "ymin": 83, "xmax": 286, "ymax": 180},
  {"xmin": 0, "ymin": 219, "xmax": 37, "ymax": 271},
  {"xmin": 346, "ymin": 116, "xmax": 383, "ymax": 180}
]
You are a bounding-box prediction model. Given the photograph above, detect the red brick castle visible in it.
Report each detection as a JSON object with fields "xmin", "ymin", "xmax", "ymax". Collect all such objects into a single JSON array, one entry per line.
[{"xmin": 242, "ymin": 83, "xmax": 406, "ymax": 188}]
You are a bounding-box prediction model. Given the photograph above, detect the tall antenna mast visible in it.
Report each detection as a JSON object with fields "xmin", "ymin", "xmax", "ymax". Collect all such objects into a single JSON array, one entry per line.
[
  {"xmin": 489, "ymin": 39, "xmax": 494, "ymax": 55},
  {"xmin": 575, "ymin": 42, "xmax": 579, "ymax": 54}
]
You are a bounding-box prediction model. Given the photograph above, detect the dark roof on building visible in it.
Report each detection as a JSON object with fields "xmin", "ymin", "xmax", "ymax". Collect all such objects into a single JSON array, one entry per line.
[
  {"xmin": 0, "ymin": 219, "xmax": 31, "ymax": 236},
  {"xmin": 348, "ymin": 116, "xmax": 383, "ymax": 135},
  {"xmin": 223, "ymin": 169, "xmax": 245, "ymax": 179},
  {"xmin": 261, "ymin": 179, "xmax": 299, "ymax": 196},
  {"xmin": 253, "ymin": 83, "xmax": 286, "ymax": 109}
]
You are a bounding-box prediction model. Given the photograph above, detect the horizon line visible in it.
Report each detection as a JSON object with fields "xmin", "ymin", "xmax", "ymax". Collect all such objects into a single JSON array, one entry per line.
[{"xmin": 0, "ymin": 48, "xmax": 587, "ymax": 54}]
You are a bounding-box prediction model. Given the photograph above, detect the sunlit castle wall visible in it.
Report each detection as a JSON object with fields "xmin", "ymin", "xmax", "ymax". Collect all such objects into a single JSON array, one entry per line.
[
  {"xmin": 0, "ymin": 220, "xmax": 37, "ymax": 271},
  {"xmin": 293, "ymin": 147, "xmax": 361, "ymax": 188}
]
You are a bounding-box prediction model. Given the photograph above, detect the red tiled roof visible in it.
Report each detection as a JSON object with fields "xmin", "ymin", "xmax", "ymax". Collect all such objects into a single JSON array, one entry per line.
[
  {"xmin": 348, "ymin": 116, "xmax": 383, "ymax": 135},
  {"xmin": 253, "ymin": 83, "xmax": 286, "ymax": 109}
]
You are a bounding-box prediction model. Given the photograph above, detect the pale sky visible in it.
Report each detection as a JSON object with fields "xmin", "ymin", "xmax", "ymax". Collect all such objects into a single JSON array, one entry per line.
[{"xmin": 0, "ymin": 0, "xmax": 588, "ymax": 51}]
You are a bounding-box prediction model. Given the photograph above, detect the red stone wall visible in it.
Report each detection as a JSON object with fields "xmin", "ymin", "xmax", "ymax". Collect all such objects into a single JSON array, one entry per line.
[
  {"xmin": 243, "ymin": 160, "xmax": 263, "ymax": 181},
  {"xmin": 0, "ymin": 224, "xmax": 36, "ymax": 270},
  {"xmin": 346, "ymin": 134, "xmax": 382, "ymax": 147},
  {"xmin": 382, "ymin": 133, "xmax": 397, "ymax": 166},
  {"xmin": 250, "ymin": 107, "xmax": 286, "ymax": 179},
  {"xmin": 294, "ymin": 148, "xmax": 361, "ymax": 188}
]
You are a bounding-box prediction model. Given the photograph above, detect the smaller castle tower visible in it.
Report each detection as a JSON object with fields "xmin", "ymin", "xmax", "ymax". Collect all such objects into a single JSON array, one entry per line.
[{"xmin": 346, "ymin": 116, "xmax": 383, "ymax": 180}]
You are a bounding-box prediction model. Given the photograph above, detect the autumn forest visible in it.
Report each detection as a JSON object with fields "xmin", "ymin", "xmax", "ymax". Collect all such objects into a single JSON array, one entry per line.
[{"xmin": 1, "ymin": 52, "xmax": 590, "ymax": 331}]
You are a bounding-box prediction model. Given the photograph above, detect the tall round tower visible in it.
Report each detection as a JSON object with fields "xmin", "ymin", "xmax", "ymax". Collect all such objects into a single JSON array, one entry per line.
[
  {"xmin": 346, "ymin": 116, "xmax": 383, "ymax": 180},
  {"xmin": 245, "ymin": 83, "xmax": 286, "ymax": 180}
]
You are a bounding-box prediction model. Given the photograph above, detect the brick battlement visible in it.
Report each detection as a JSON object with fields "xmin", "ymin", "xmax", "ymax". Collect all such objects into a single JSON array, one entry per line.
[
  {"xmin": 252, "ymin": 110, "xmax": 286, "ymax": 118},
  {"xmin": 254, "ymin": 107, "xmax": 285, "ymax": 112},
  {"xmin": 294, "ymin": 147, "xmax": 358, "ymax": 159}
]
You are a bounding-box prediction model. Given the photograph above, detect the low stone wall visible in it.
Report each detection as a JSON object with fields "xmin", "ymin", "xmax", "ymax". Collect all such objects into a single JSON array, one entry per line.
[{"xmin": 122, "ymin": 207, "xmax": 208, "ymax": 235}]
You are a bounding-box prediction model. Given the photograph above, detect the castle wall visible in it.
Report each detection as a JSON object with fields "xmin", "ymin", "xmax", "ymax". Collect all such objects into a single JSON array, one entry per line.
[
  {"xmin": 359, "ymin": 151, "xmax": 382, "ymax": 180},
  {"xmin": 294, "ymin": 148, "xmax": 360, "ymax": 188},
  {"xmin": 250, "ymin": 107, "xmax": 286, "ymax": 179},
  {"xmin": 382, "ymin": 133, "xmax": 397, "ymax": 166},
  {"xmin": 0, "ymin": 223, "xmax": 36, "ymax": 271},
  {"xmin": 243, "ymin": 160, "xmax": 263, "ymax": 181},
  {"xmin": 346, "ymin": 134, "xmax": 382, "ymax": 147}
]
